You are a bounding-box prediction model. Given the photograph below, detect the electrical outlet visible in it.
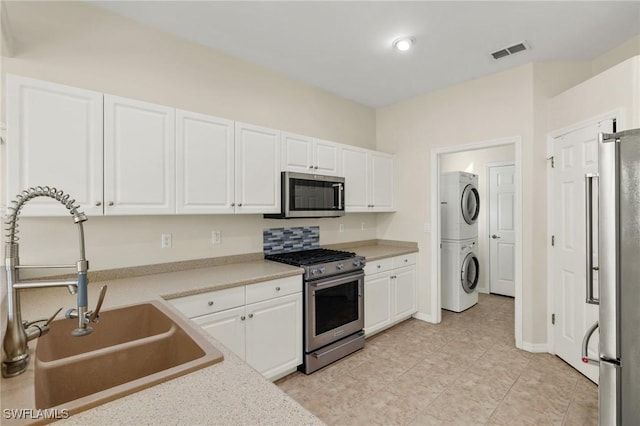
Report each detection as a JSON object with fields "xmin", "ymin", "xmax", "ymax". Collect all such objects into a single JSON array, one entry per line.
[
  {"xmin": 361, "ymin": 222, "xmax": 366, "ymax": 231},
  {"xmin": 339, "ymin": 223, "xmax": 344, "ymax": 233},
  {"xmin": 212, "ymin": 230, "xmax": 221, "ymax": 245},
  {"xmin": 161, "ymin": 233, "xmax": 172, "ymax": 248}
]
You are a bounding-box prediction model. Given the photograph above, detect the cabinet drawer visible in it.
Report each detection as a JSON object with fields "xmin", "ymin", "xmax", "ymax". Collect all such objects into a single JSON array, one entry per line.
[
  {"xmin": 246, "ymin": 276, "xmax": 302, "ymax": 304},
  {"xmin": 364, "ymin": 257, "xmax": 394, "ymax": 275},
  {"xmin": 393, "ymin": 253, "xmax": 417, "ymax": 269},
  {"xmin": 170, "ymin": 286, "xmax": 245, "ymax": 318}
]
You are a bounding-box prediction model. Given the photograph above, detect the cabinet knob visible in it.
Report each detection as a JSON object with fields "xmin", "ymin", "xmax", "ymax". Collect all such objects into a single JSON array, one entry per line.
[
  {"xmin": 404, "ymin": 259, "xmax": 408, "ymax": 263},
  {"xmin": 248, "ymin": 313, "xmax": 254, "ymax": 319},
  {"xmin": 309, "ymin": 165, "xmax": 313, "ymax": 169},
  {"xmin": 240, "ymin": 315, "xmax": 246, "ymax": 321},
  {"xmin": 95, "ymin": 201, "xmax": 102, "ymax": 206},
  {"xmin": 238, "ymin": 203, "xmax": 243, "ymax": 207},
  {"xmin": 207, "ymin": 301, "xmax": 214, "ymax": 306},
  {"xmin": 314, "ymin": 166, "xmax": 318, "ymax": 169},
  {"xmin": 108, "ymin": 201, "xmax": 114, "ymax": 206},
  {"xmin": 377, "ymin": 264, "xmax": 381, "ymax": 269},
  {"xmin": 275, "ymin": 286, "xmax": 281, "ymax": 291},
  {"xmin": 231, "ymin": 202, "xmax": 235, "ymax": 207}
]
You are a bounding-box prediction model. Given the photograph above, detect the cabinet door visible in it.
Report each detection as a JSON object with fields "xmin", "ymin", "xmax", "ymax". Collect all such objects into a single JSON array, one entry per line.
[
  {"xmin": 176, "ymin": 110, "xmax": 235, "ymax": 214},
  {"xmin": 313, "ymin": 139, "xmax": 340, "ymax": 176},
  {"xmin": 245, "ymin": 293, "xmax": 302, "ymax": 380},
  {"xmin": 235, "ymin": 123, "xmax": 280, "ymax": 214},
  {"xmin": 392, "ymin": 266, "xmax": 417, "ymax": 320},
  {"xmin": 104, "ymin": 95, "xmax": 175, "ymax": 215},
  {"xmin": 370, "ymin": 152, "xmax": 395, "ymax": 211},
  {"xmin": 364, "ymin": 273, "xmax": 392, "ymax": 336},
  {"xmin": 341, "ymin": 146, "xmax": 369, "ymax": 212},
  {"xmin": 281, "ymin": 132, "xmax": 313, "ymax": 173},
  {"xmin": 6, "ymin": 75, "xmax": 103, "ymax": 216},
  {"xmin": 192, "ymin": 306, "xmax": 246, "ymax": 360}
]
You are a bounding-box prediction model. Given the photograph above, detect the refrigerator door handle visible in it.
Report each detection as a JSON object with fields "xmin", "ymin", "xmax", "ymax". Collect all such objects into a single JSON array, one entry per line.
[
  {"xmin": 584, "ymin": 174, "xmax": 600, "ymax": 305},
  {"xmin": 581, "ymin": 321, "xmax": 600, "ymax": 365}
]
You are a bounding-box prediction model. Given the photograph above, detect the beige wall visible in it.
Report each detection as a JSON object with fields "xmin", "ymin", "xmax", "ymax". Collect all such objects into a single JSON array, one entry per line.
[
  {"xmin": 0, "ymin": 1, "xmax": 378, "ymax": 272},
  {"xmin": 591, "ymin": 35, "xmax": 640, "ymax": 77},
  {"xmin": 440, "ymin": 145, "xmax": 515, "ymax": 295}
]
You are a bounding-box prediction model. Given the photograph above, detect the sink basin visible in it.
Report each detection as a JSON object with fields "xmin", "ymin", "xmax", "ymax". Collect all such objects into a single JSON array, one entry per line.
[{"xmin": 34, "ymin": 300, "xmax": 223, "ymax": 413}]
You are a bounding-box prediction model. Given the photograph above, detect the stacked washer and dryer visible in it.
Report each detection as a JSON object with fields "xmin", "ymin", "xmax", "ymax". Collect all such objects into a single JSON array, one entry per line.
[{"xmin": 440, "ymin": 171, "xmax": 481, "ymax": 312}]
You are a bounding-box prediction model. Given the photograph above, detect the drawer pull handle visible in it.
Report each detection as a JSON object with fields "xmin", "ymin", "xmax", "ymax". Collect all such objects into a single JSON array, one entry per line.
[
  {"xmin": 275, "ymin": 286, "xmax": 281, "ymax": 291},
  {"xmin": 207, "ymin": 301, "xmax": 214, "ymax": 306}
]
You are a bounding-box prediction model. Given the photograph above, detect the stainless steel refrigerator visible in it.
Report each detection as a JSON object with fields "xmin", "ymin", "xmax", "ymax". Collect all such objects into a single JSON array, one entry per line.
[{"xmin": 583, "ymin": 128, "xmax": 640, "ymax": 425}]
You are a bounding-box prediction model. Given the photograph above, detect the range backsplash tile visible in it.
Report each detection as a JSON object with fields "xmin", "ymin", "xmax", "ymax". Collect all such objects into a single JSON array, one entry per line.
[{"xmin": 263, "ymin": 226, "xmax": 320, "ymax": 255}]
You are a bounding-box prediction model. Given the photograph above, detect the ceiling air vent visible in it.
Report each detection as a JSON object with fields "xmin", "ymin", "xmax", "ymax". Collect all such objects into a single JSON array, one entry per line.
[{"xmin": 491, "ymin": 41, "xmax": 530, "ymax": 60}]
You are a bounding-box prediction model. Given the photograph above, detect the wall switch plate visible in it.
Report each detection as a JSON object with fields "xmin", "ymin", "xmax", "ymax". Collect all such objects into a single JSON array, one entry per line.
[
  {"xmin": 161, "ymin": 233, "xmax": 172, "ymax": 248},
  {"xmin": 212, "ymin": 230, "xmax": 221, "ymax": 245},
  {"xmin": 339, "ymin": 223, "xmax": 344, "ymax": 232}
]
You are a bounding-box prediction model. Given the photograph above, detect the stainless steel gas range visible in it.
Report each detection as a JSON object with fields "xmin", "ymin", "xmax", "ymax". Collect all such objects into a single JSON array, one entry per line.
[{"xmin": 265, "ymin": 247, "xmax": 366, "ymax": 374}]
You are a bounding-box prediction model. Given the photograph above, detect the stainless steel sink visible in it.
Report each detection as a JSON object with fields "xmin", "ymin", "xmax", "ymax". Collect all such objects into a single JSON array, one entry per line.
[{"xmin": 34, "ymin": 300, "xmax": 223, "ymax": 413}]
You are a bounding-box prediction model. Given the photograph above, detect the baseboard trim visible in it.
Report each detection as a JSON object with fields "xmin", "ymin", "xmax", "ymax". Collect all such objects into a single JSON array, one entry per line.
[
  {"xmin": 412, "ymin": 312, "xmax": 436, "ymax": 324},
  {"xmin": 521, "ymin": 341, "xmax": 549, "ymax": 353}
]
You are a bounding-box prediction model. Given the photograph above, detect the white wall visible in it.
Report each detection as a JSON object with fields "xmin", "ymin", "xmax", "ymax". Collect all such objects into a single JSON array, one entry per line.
[
  {"xmin": 0, "ymin": 1, "xmax": 378, "ymax": 272},
  {"xmin": 440, "ymin": 145, "xmax": 515, "ymax": 294}
]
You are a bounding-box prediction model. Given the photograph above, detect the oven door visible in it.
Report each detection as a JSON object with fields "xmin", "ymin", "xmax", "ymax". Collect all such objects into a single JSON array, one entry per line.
[{"xmin": 305, "ymin": 270, "xmax": 364, "ymax": 352}]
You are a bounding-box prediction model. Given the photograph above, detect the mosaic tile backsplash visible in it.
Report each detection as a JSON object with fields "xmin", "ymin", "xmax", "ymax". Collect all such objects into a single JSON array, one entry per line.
[{"xmin": 263, "ymin": 226, "xmax": 320, "ymax": 255}]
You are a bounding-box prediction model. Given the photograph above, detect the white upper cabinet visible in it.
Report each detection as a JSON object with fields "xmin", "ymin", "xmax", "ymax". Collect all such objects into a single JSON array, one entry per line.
[
  {"xmin": 176, "ymin": 110, "xmax": 235, "ymax": 214},
  {"xmin": 341, "ymin": 145, "xmax": 369, "ymax": 211},
  {"xmin": 281, "ymin": 133, "xmax": 340, "ymax": 176},
  {"xmin": 6, "ymin": 75, "xmax": 104, "ymax": 216},
  {"xmin": 369, "ymin": 151, "xmax": 395, "ymax": 211},
  {"xmin": 104, "ymin": 95, "xmax": 176, "ymax": 215},
  {"xmin": 235, "ymin": 122, "xmax": 281, "ymax": 214}
]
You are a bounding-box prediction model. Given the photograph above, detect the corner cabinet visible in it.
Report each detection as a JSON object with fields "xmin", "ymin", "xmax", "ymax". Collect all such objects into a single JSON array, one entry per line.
[
  {"xmin": 235, "ymin": 123, "xmax": 281, "ymax": 214},
  {"xmin": 340, "ymin": 146, "xmax": 395, "ymax": 212},
  {"xmin": 5, "ymin": 75, "xmax": 104, "ymax": 216},
  {"xmin": 364, "ymin": 253, "xmax": 417, "ymax": 336},
  {"xmin": 104, "ymin": 95, "xmax": 176, "ymax": 215},
  {"xmin": 169, "ymin": 276, "xmax": 302, "ymax": 381}
]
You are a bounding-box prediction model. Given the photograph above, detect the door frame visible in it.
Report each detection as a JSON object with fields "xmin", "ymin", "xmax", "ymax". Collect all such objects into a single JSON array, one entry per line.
[
  {"xmin": 546, "ymin": 108, "xmax": 624, "ymax": 355},
  {"xmin": 430, "ymin": 136, "xmax": 523, "ymax": 349},
  {"xmin": 485, "ymin": 161, "xmax": 515, "ymax": 295}
]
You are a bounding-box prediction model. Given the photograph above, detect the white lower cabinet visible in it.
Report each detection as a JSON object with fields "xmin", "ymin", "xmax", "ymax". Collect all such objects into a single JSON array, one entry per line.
[
  {"xmin": 170, "ymin": 276, "xmax": 302, "ymax": 381},
  {"xmin": 364, "ymin": 253, "xmax": 417, "ymax": 336}
]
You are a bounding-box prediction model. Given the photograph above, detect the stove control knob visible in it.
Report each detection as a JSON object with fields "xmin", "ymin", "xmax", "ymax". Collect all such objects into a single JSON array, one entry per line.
[
  {"xmin": 310, "ymin": 268, "xmax": 318, "ymax": 276},
  {"xmin": 353, "ymin": 259, "xmax": 361, "ymax": 267},
  {"xmin": 336, "ymin": 263, "xmax": 344, "ymax": 271},
  {"xmin": 319, "ymin": 267, "xmax": 326, "ymax": 274}
]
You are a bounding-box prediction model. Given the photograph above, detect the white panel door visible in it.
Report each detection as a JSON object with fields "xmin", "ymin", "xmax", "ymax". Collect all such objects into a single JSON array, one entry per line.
[
  {"xmin": 235, "ymin": 122, "xmax": 280, "ymax": 214},
  {"xmin": 489, "ymin": 165, "xmax": 516, "ymax": 297},
  {"xmin": 552, "ymin": 119, "xmax": 613, "ymax": 383},
  {"xmin": 176, "ymin": 110, "xmax": 235, "ymax": 214},
  {"xmin": 341, "ymin": 146, "xmax": 369, "ymax": 212},
  {"xmin": 281, "ymin": 132, "xmax": 313, "ymax": 173},
  {"xmin": 313, "ymin": 139, "xmax": 340, "ymax": 176},
  {"xmin": 6, "ymin": 75, "xmax": 104, "ymax": 216},
  {"xmin": 104, "ymin": 95, "xmax": 175, "ymax": 215},
  {"xmin": 192, "ymin": 306, "xmax": 246, "ymax": 360},
  {"xmin": 364, "ymin": 273, "xmax": 392, "ymax": 335},
  {"xmin": 245, "ymin": 293, "xmax": 302, "ymax": 380},
  {"xmin": 370, "ymin": 152, "xmax": 395, "ymax": 211},
  {"xmin": 392, "ymin": 266, "xmax": 417, "ymax": 320}
]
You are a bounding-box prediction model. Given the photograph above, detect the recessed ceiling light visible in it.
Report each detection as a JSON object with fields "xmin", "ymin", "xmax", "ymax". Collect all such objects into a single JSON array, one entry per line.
[{"xmin": 393, "ymin": 37, "xmax": 415, "ymax": 52}]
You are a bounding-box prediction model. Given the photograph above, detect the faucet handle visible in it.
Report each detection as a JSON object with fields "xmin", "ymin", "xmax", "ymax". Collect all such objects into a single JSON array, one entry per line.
[
  {"xmin": 45, "ymin": 307, "xmax": 63, "ymax": 326},
  {"xmin": 88, "ymin": 285, "xmax": 108, "ymax": 323}
]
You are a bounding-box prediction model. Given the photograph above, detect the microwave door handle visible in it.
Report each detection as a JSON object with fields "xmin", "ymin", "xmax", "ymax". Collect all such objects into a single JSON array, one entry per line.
[{"xmin": 333, "ymin": 183, "xmax": 343, "ymax": 210}]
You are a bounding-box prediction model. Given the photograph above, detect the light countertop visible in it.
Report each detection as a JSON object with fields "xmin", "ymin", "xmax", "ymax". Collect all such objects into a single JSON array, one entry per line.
[{"xmin": 1, "ymin": 240, "xmax": 417, "ymax": 425}]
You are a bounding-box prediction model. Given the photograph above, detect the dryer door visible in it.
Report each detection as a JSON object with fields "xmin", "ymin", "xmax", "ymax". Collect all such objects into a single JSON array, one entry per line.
[
  {"xmin": 461, "ymin": 252, "xmax": 479, "ymax": 293},
  {"xmin": 461, "ymin": 184, "xmax": 480, "ymax": 224}
]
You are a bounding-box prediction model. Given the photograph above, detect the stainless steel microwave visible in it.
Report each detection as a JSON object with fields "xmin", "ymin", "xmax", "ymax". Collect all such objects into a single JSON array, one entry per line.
[{"xmin": 265, "ymin": 172, "xmax": 345, "ymax": 219}]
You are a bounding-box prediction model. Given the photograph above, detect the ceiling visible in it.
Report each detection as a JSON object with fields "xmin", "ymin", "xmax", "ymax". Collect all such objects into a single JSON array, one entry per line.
[{"xmin": 92, "ymin": 1, "xmax": 640, "ymax": 108}]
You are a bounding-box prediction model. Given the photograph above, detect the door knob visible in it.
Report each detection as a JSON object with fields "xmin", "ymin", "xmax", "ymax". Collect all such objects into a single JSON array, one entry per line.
[{"xmin": 491, "ymin": 234, "xmax": 501, "ymax": 239}]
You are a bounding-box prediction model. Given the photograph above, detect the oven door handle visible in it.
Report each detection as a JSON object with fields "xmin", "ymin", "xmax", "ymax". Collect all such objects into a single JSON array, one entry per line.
[{"xmin": 309, "ymin": 270, "xmax": 364, "ymax": 289}]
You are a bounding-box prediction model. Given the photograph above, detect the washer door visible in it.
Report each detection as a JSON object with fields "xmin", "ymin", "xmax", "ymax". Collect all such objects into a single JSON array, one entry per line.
[
  {"xmin": 461, "ymin": 252, "xmax": 479, "ymax": 293},
  {"xmin": 461, "ymin": 184, "xmax": 480, "ymax": 225}
]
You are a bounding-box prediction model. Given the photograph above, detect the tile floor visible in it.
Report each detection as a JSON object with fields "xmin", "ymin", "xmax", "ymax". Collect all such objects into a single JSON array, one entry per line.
[{"xmin": 276, "ymin": 294, "xmax": 598, "ymax": 425}]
